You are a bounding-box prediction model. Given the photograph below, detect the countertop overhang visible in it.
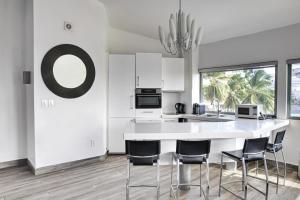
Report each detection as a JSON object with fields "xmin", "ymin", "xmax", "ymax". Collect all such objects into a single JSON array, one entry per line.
[{"xmin": 124, "ymin": 119, "xmax": 290, "ymax": 141}]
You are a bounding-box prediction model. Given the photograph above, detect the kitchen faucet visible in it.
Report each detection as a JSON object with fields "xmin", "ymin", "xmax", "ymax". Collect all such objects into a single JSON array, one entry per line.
[{"xmin": 212, "ymin": 97, "xmax": 221, "ymax": 118}]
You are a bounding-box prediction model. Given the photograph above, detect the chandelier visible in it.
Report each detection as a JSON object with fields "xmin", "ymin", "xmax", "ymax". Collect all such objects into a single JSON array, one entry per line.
[{"xmin": 158, "ymin": 0, "xmax": 203, "ymax": 57}]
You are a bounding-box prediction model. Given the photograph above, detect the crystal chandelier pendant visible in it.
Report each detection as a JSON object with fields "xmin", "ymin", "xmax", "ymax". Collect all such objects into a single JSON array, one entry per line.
[{"xmin": 158, "ymin": 0, "xmax": 203, "ymax": 57}]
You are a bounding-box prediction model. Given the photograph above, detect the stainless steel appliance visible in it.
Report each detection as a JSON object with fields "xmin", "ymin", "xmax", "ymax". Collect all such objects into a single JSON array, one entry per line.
[
  {"xmin": 193, "ymin": 103, "xmax": 206, "ymax": 115},
  {"xmin": 175, "ymin": 103, "xmax": 185, "ymax": 114},
  {"xmin": 236, "ymin": 104, "xmax": 263, "ymax": 119},
  {"xmin": 135, "ymin": 88, "xmax": 162, "ymax": 109}
]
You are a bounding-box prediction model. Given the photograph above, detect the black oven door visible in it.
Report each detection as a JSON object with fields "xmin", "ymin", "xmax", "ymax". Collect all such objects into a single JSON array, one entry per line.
[{"xmin": 136, "ymin": 95, "xmax": 161, "ymax": 109}]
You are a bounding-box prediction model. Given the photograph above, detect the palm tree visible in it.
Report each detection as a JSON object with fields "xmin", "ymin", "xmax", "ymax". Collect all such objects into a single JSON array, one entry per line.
[
  {"xmin": 223, "ymin": 74, "xmax": 246, "ymax": 111},
  {"xmin": 242, "ymin": 70, "xmax": 275, "ymax": 113},
  {"xmin": 203, "ymin": 72, "xmax": 229, "ymax": 103}
]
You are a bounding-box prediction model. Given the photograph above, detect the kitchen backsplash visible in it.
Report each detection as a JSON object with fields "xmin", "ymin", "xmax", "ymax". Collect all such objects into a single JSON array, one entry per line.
[{"xmin": 162, "ymin": 93, "xmax": 181, "ymax": 114}]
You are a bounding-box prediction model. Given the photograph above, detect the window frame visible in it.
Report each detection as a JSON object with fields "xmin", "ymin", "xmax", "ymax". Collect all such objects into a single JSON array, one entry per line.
[
  {"xmin": 199, "ymin": 61, "xmax": 278, "ymax": 118},
  {"xmin": 287, "ymin": 58, "xmax": 300, "ymax": 120}
]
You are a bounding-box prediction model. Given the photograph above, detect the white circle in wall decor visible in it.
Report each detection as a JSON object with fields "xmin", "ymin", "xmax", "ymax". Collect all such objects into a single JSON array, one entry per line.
[{"xmin": 53, "ymin": 54, "xmax": 87, "ymax": 88}]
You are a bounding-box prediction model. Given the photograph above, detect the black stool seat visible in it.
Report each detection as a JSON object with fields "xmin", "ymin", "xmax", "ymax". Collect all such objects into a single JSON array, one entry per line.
[
  {"xmin": 179, "ymin": 156, "xmax": 207, "ymax": 164},
  {"xmin": 130, "ymin": 156, "xmax": 158, "ymax": 166},
  {"xmin": 266, "ymin": 143, "xmax": 282, "ymax": 152},
  {"xmin": 222, "ymin": 150, "xmax": 264, "ymax": 162}
]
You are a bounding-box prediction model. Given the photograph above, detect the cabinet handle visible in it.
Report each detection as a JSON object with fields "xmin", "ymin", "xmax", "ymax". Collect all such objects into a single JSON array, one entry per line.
[
  {"xmin": 143, "ymin": 111, "xmax": 154, "ymax": 113},
  {"xmin": 162, "ymin": 80, "xmax": 164, "ymax": 88},
  {"xmin": 137, "ymin": 76, "xmax": 140, "ymax": 87},
  {"xmin": 130, "ymin": 95, "xmax": 134, "ymax": 109}
]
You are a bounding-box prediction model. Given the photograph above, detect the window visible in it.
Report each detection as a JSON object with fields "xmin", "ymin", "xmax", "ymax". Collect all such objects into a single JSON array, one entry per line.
[
  {"xmin": 288, "ymin": 59, "xmax": 300, "ymax": 119},
  {"xmin": 200, "ymin": 62, "xmax": 277, "ymax": 116}
]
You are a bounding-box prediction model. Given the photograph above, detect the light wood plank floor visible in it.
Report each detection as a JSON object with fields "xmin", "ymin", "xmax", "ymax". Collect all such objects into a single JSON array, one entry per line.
[{"xmin": 0, "ymin": 155, "xmax": 299, "ymax": 200}]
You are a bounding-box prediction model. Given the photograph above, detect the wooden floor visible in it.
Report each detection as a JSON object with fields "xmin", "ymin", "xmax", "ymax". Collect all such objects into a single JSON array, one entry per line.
[{"xmin": 0, "ymin": 155, "xmax": 299, "ymax": 200}]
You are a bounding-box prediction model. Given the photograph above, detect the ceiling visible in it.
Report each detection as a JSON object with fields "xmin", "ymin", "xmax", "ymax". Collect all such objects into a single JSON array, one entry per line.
[{"xmin": 99, "ymin": 0, "xmax": 300, "ymax": 44}]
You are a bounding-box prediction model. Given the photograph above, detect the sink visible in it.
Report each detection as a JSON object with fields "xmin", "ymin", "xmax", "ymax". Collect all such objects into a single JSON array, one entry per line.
[
  {"xmin": 199, "ymin": 117, "xmax": 233, "ymax": 122},
  {"xmin": 188, "ymin": 114, "xmax": 234, "ymax": 122},
  {"xmin": 204, "ymin": 113, "xmax": 224, "ymax": 118}
]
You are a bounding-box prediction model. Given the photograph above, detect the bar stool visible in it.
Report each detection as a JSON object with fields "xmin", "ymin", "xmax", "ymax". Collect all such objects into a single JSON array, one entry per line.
[
  {"xmin": 170, "ymin": 140, "xmax": 211, "ymax": 200},
  {"xmin": 255, "ymin": 130, "xmax": 287, "ymax": 194},
  {"xmin": 219, "ymin": 137, "xmax": 269, "ymax": 200},
  {"xmin": 125, "ymin": 140, "xmax": 161, "ymax": 200}
]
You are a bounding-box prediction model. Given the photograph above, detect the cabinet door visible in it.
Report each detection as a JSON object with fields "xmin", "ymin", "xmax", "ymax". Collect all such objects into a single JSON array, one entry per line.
[
  {"xmin": 108, "ymin": 118, "xmax": 133, "ymax": 153},
  {"xmin": 109, "ymin": 55, "xmax": 135, "ymax": 118},
  {"xmin": 136, "ymin": 53, "xmax": 162, "ymax": 88},
  {"xmin": 162, "ymin": 58, "xmax": 184, "ymax": 91}
]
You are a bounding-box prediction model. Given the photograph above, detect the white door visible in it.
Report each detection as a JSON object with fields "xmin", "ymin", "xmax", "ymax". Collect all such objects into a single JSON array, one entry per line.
[
  {"xmin": 109, "ymin": 55, "xmax": 135, "ymax": 118},
  {"xmin": 108, "ymin": 118, "xmax": 133, "ymax": 153},
  {"xmin": 162, "ymin": 58, "xmax": 184, "ymax": 91},
  {"xmin": 136, "ymin": 53, "xmax": 162, "ymax": 88}
]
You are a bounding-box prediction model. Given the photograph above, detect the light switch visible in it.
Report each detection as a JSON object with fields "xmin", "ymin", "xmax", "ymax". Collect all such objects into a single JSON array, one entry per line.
[{"xmin": 41, "ymin": 99, "xmax": 55, "ymax": 108}]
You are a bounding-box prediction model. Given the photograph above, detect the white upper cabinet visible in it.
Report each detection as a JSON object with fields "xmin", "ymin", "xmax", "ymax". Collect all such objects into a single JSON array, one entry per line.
[
  {"xmin": 136, "ymin": 53, "xmax": 162, "ymax": 88},
  {"xmin": 109, "ymin": 54, "xmax": 136, "ymax": 118},
  {"xmin": 162, "ymin": 58, "xmax": 185, "ymax": 92}
]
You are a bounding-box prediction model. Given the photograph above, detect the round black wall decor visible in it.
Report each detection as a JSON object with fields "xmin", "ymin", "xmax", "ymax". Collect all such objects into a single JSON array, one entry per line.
[{"xmin": 41, "ymin": 44, "xmax": 95, "ymax": 99}]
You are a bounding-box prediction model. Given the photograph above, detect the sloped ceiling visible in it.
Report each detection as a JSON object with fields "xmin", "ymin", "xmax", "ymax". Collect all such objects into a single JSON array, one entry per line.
[{"xmin": 99, "ymin": 0, "xmax": 300, "ymax": 44}]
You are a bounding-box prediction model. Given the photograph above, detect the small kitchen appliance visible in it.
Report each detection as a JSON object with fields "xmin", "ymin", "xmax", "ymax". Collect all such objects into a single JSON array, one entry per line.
[
  {"xmin": 175, "ymin": 103, "xmax": 185, "ymax": 114},
  {"xmin": 236, "ymin": 104, "xmax": 263, "ymax": 119},
  {"xmin": 193, "ymin": 103, "xmax": 206, "ymax": 115}
]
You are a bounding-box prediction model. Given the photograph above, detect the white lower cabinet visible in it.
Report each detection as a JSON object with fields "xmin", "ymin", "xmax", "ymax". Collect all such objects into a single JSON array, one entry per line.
[{"xmin": 108, "ymin": 118, "xmax": 133, "ymax": 154}]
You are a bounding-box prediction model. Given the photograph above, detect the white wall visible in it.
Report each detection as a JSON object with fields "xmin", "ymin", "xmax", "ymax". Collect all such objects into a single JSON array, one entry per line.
[
  {"xmin": 198, "ymin": 23, "xmax": 300, "ymax": 165},
  {"xmin": 0, "ymin": 0, "xmax": 28, "ymax": 163},
  {"xmin": 108, "ymin": 27, "xmax": 164, "ymax": 54},
  {"xmin": 31, "ymin": 0, "xmax": 109, "ymax": 168}
]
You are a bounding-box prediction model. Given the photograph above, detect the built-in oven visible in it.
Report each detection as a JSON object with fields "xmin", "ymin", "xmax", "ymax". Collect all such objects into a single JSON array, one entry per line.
[{"xmin": 135, "ymin": 88, "xmax": 162, "ymax": 109}]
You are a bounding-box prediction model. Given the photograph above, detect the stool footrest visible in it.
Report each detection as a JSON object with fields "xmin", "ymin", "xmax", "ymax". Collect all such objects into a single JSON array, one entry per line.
[{"xmin": 170, "ymin": 184, "xmax": 209, "ymax": 200}]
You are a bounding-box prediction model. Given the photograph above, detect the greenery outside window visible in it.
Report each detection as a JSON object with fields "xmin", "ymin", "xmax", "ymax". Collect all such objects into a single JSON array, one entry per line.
[
  {"xmin": 288, "ymin": 59, "xmax": 300, "ymax": 119},
  {"xmin": 200, "ymin": 61, "xmax": 277, "ymax": 117}
]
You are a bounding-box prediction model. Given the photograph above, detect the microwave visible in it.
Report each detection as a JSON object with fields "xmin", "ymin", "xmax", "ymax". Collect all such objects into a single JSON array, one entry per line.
[
  {"xmin": 236, "ymin": 104, "xmax": 263, "ymax": 119},
  {"xmin": 135, "ymin": 88, "xmax": 161, "ymax": 109}
]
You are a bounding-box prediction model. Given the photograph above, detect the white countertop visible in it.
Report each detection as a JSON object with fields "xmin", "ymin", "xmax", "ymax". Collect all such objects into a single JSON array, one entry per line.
[{"xmin": 124, "ymin": 118, "xmax": 289, "ymax": 141}]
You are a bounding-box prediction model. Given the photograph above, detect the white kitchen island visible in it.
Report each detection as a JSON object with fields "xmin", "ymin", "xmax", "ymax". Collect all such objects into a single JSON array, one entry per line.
[{"xmin": 124, "ymin": 118, "xmax": 289, "ymax": 163}]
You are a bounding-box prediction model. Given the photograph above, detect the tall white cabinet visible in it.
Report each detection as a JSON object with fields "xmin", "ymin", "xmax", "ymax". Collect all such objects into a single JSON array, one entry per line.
[
  {"xmin": 162, "ymin": 58, "xmax": 185, "ymax": 92},
  {"xmin": 136, "ymin": 53, "xmax": 162, "ymax": 88},
  {"xmin": 108, "ymin": 55, "xmax": 135, "ymax": 153}
]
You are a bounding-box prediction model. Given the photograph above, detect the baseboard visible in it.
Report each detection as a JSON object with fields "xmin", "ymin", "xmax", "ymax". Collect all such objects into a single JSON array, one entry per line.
[
  {"xmin": 31, "ymin": 154, "xmax": 108, "ymax": 175},
  {"xmin": 0, "ymin": 159, "xmax": 27, "ymax": 169}
]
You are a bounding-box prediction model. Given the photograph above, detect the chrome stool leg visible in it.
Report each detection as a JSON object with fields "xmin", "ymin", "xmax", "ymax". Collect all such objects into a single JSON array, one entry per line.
[
  {"xmin": 176, "ymin": 158, "xmax": 180, "ymax": 200},
  {"xmin": 126, "ymin": 159, "xmax": 130, "ymax": 200},
  {"xmin": 157, "ymin": 160, "xmax": 160, "ymax": 200},
  {"xmin": 170, "ymin": 156, "xmax": 174, "ymax": 197},
  {"xmin": 200, "ymin": 164, "xmax": 202, "ymax": 197},
  {"xmin": 273, "ymin": 149, "xmax": 280, "ymax": 194},
  {"xmin": 263, "ymin": 154, "xmax": 269, "ymax": 200},
  {"xmin": 206, "ymin": 158, "xmax": 210, "ymax": 200},
  {"xmin": 281, "ymin": 148, "xmax": 287, "ymax": 186},
  {"xmin": 218, "ymin": 154, "xmax": 223, "ymax": 197},
  {"xmin": 242, "ymin": 158, "xmax": 248, "ymax": 200}
]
